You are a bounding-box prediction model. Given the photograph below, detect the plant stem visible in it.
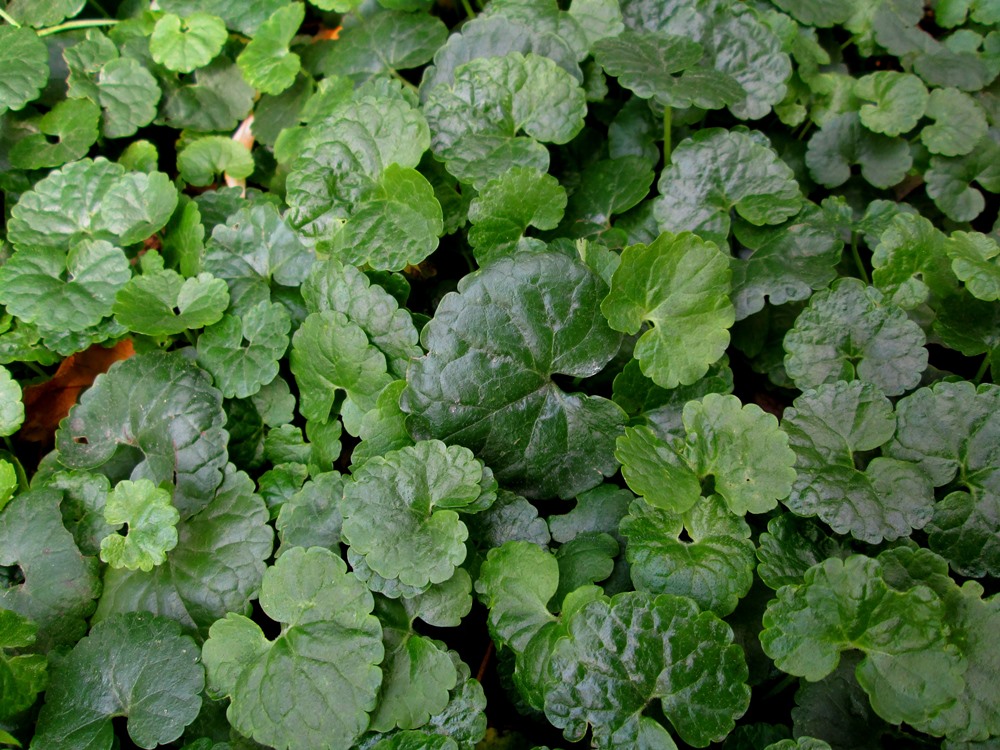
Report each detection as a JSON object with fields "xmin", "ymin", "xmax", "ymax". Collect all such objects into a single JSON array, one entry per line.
[
  {"xmin": 663, "ymin": 106, "xmax": 672, "ymax": 166},
  {"xmin": 23, "ymin": 361, "xmax": 48, "ymax": 378},
  {"xmin": 973, "ymin": 354, "xmax": 990, "ymax": 384},
  {"xmin": 0, "ymin": 9, "xmax": 20, "ymax": 26},
  {"xmin": 459, "ymin": 0, "xmax": 475, "ymax": 19},
  {"xmin": 36, "ymin": 18, "xmax": 119, "ymax": 37},
  {"xmin": 761, "ymin": 673, "xmax": 798, "ymax": 700},
  {"xmin": 390, "ymin": 69, "xmax": 419, "ymax": 93},
  {"xmin": 850, "ymin": 233, "xmax": 870, "ymax": 285}
]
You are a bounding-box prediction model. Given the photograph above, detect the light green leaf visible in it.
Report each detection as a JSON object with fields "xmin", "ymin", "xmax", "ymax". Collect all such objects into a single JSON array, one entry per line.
[
  {"xmin": 593, "ymin": 30, "xmax": 743, "ymax": 110},
  {"xmin": 32, "ymin": 613, "xmax": 203, "ymax": 750},
  {"xmin": 805, "ymin": 112, "xmax": 913, "ymax": 189},
  {"xmin": 783, "ymin": 278, "xmax": 928, "ymax": 396},
  {"xmin": 760, "ymin": 555, "xmax": 964, "ymax": 727},
  {"xmin": 602, "ymin": 230, "xmax": 734, "ymax": 389},
  {"xmin": 654, "ymin": 129, "xmax": 802, "ymax": 245},
  {"xmin": 424, "ymin": 52, "xmax": 587, "ymax": 187},
  {"xmin": 290, "ymin": 309, "xmax": 392, "ymax": 422},
  {"xmin": 921, "ymin": 88, "xmax": 988, "ymax": 157},
  {"xmin": 150, "ymin": 13, "xmax": 228, "ymax": 74},
  {"xmin": 178, "ymin": 136, "xmax": 255, "ymax": 187},
  {"xmin": 621, "ymin": 495, "xmax": 755, "ymax": 616},
  {"xmin": 401, "ymin": 568, "xmax": 474, "ymax": 628},
  {"xmin": 99, "ymin": 479, "xmax": 179, "ymax": 572},
  {"xmin": 0, "ymin": 240, "xmax": 130, "ymax": 334},
  {"xmin": 0, "ymin": 26, "xmax": 48, "ymax": 115},
  {"xmin": 197, "ymin": 301, "xmax": 291, "ymax": 399},
  {"xmin": 56, "ymin": 351, "xmax": 228, "ymax": 518},
  {"xmin": 870, "ymin": 212, "xmax": 957, "ymax": 309},
  {"xmin": 341, "ymin": 441, "xmax": 490, "ymax": 588},
  {"xmin": 371, "ymin": 733, "xmax": 458, "ymax": 750},
  {"xmin": 946, "ymin": 231, "xmax": 1000, "ymax": 302},
  {"xmin": 769, "ymin": 0, "xmax": 852, "ymax": 26},
  {"xmin": 614, "ymin": 425, "xmax": 701, "ymax": 513},
  {"xmin": 553, "ymin": 531, "xmax": 618, "ymax": 603},
  {"xmin": 96, "ymin": 57, "xmax": 161, "ymax": 138},
  {"xmin": 275, "ymin": 471, "xmax": 344, "ymax": 554},
  {"xmin": 330, "ymin": 164, "xmax": 443, "ymax": 271},
  {"xmin": 114, "ymin": 268, "xmax": 229, "ymax": 336},
  {"xmin": 569, "ymin": 0, "xmax": 624, "ymax": 47},
  {"xmin": 467, "ymin": 167, "xmax": 567, "ymax": 266},
  {"xmin": 544, "ymin": 591, "xmax": 750, "ymax": 747},
  {"xmin": 475, "ymin": 540, "xmax": 559, "ymax": 653},
  {"xmin": 9, "ymin": 98, "xmax": 100, "ymax": 170},
  {"xmin": 0, "ymin": 489, "xmax": 100, "ymax": 651},
  {"xmin": 94, "ymin": 466, "xmax": 273, "ymax": 639},
  {"xmin": 0, "ymin": 609, "xmax": 47, "ymax": 721},
  {"xmin": 854, "ymin": 71, "xmax": 928, "ymax": 136},
  {"xmin": 756, "ymin": 513, "xmax": 849, "ymax": 590},
  {"xmin": 7, "ymin": 159, "xmax": 179, "ymax": 249},
  {"xmin": 0, "ymin": 367, "xmax": 24, "ymax": 438},
  {"xmin": 302, "ymin": 260, "xmax": 420, "ymax": 379},
  {"xmin": 403, "ymin": 252, "xmax": 626, "ymax": 500},
  {"xmin": 202, "ymin": 547, "xmax": 383, "ymax": 750},
  {"xmin": 317, "ymin": 11, "xmax": 448, "ymax": 80},
  {"xmin": 0, "ymin": 461, "xmax": 17, "ymax": 512},
  {"xmin": 925, "ymin": 137, "xmax": 1000, "ymax": 222},
  {"xmin": 781, "ymin": 381, "xmax": 935, "ymax": 542},
  {"xmin": 237, "ymin": 3, "xmax": 304, "ymax": 95}
]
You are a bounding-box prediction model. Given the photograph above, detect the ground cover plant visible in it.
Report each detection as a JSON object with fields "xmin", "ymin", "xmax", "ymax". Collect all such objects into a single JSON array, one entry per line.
[{"xmin": 0, "ymin": 0, "xmax": 998, "ymax": 748}]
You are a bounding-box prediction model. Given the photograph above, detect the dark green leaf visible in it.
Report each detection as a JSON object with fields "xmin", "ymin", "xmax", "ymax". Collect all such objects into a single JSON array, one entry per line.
[
  {"xmin": 0, "ymin": 26, "xmax": 48, "ymax": 115},
  {"xmin": 805, "ymin": 112, "xmax": 913, "ymax": 189}
]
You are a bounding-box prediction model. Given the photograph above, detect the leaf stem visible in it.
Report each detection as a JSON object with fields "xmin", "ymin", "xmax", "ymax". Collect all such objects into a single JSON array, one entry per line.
[
  {"xmin": 761, "ymin": 673, "xmax": 797, "ymax": 699},
  {"xmin": 663, "ymin": 106, "xmax": 672, "ymax": 166},
  {"xmin": 36, "ymin": 18, "xmax": 119, "ymax": 37},
  {"xmin": 86, "ymin": 0, "xmax": 112, "ymax": 18},
  {"xmin": 459, "ymin": 0, "xmax": 476, "ymax": 18},
  {"xmin": 23, "ymin": 361, "xmax": 48, "ymax": 378},
  {"xmin": 850, "ymin": 233, "xmax": 870, "ymax": 285},
  {"xmin": 973, "ymin": 354, "xmax": 990, "ymax": 384},
  {"xmin": 390, "ymin": 69, "xmax": 419, "ymax": 93},
  {"xmin": 0, "ymin": 9, "xmax": 20, "ymax": 26}
]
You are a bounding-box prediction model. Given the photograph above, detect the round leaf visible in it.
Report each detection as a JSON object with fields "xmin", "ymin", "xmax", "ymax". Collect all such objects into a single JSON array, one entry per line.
[
  {"xmin": 150, "ymin": 13, "xmax": 228, "ymax": 74},
  {"xmin": 0, "ymin": 26, "xmax": 48, "ymax": 114},
  {"xmin": 99, "ymin": 479, "xmax": 179, "ymax": 572},
  {"xmin": 855, "ymin": 71, "xmax": 928, "ymax": 137}
]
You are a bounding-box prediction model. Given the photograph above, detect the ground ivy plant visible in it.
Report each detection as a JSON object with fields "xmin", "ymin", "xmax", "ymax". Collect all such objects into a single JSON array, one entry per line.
[{"xmin": 0, "ymin": 0, "xmax": 998, "ymax": 748}]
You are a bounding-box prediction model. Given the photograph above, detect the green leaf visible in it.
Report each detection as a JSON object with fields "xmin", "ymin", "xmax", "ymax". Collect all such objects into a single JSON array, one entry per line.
[
  {"xmin": 7, "ymin": 159, "xmax": 179, "ymax": 249},
  {"xmin": 548, "ymin": 484, "xmax": 632, "ymax": 544},
  {"xmin": 475, "ymin": 540, "xmax": 559, "ymax": 653},
  {"xmin": 559, "ymin": 157, "xmax": 655, "ymax": 240},
  {"xmin": 0, "ymin": 240, "xmax": 131, "ymax": 334},
  {"xmin": 371, "ymin": 733, "xmax": 458, "ymax": 750},
  {"xmin": 32, "ymin": 613, "xmax": 203, "ymax": 750},
  {"xmin": 237, "ymin": 3, "xmax": 304, "ymax": 95},
  {"xmin": 756, "ymin": 513, "xmax": 849, "ymax": 590},
  {"xmin": 302, "ymin": 259, "xmax": 419, "ymax": 379},
  {"xmin": 56, "ymin": 351, "xmax": 228, "ymax": 518},
  {"xmin": 0, "ymin": 26, "xmax": 48, "ymax": 115},
  {"xmin": 769, "ymin": 0, "xmax": 852, "ymax": 26},
  {"xmin": 553, "ymin": 531, "xmax": 618, "ymax": 603},
  {"xmin": 150, "ymin": 13, "xmax": 228, "ymax": 74},
  {"xmin": 592, "ymin": 30, "xmax": 743, "ymax": 110},
  {"xmin": 925, "ymin": 137, "xmax": 1000, "ymax": 222},
  {"xmin": 424, "ymin": 52, "xmax": 587, "ymax": 187},
  {"xmin": 602, "ymin": 230, "xmax": 734, "ymax": 389},
  {"xmin": 731, "ymin": 204, "xmax": 844, "ymax": 320},
  {"xmin": 0, "ymin": 488, "xmax": 100, "ymax": 650},
  {"xmin": 870, "ymin": 212, "xmax": 957, "ymax": 309},
  {"xmin": 783, "ymin": 278, "xmax": 928, "ymax": 396},
  {"xmin": 921, "ymin": 87, "xmax": 988, "ymax": 157},
  {"xmin": 290, "ymin": 309, "xmax": 392, "ymax": 422},
  {"xmin": 403, "ymin": 252, "xmax": 626, "ymax": 500},
  {"xmin": 159, "ymin": 0, "xmax": 291, "ymax": 36},
  {"xmin": 466, "ymin": 489, "xmax": 551, "ymax": 550},
  {"xmin": 276, "ymin": 471, "xmax": 344, "ymax": 554},
  {"xmin": 614, "ymin": 425, "xmax": 701, "ymax": 513},
  {"xmin": 9, "ymin": 97, "xmax": 100, "ymax": 170},
  {"xmin": 370, "ymin": 609, "xmax": 457, "ymax": 732},
  {"xmin": 781, "ymin": 381, "xmax": 935, "ymax": 542},
  {"xmin": 99, "ymin": 479, "xmax": 179, "ymax": 572},
  {"xmin": 197, "ymin": 301, "xmax": 291, "ymax": 399},
  {"xmin": 654, "ymin": 129, "xmax": 803, "ymax": 245},
  {"xmin": 467, "ymin": 167, "xmax": 567, "ymax": 266},
  {"xmin": 317, "ymin": 11, "xmax": 448, "ymax": 80},
  {"xmin": 329, "ymin": 164, "xmax": 444, "ymax": 271},
  {"xmin": 805, "ymin": 112, "xmax": 913, "ymax": 189},
  {"xmin": 760, "ymin": 555, "xmax": 964, "ymax": 727},
  {"xmin": 764, "ymin": 740, "xmax": 832, "ymax": 750},
  {"xmin": 96, "ymin": 57, "xmax": 161, "ymax": 139},
  {"xmin": 341, "ymin": 441, "xmax": 490, "ymax": 588},
  {"xmin": 162, "ymin": 57, "xmax": 255, "ymax": 132},
  {"xmin": 0, "ymin": 609, "xmax": 47, "ymax": 720},
  {"xmin": 621, "ymin": 495, "xmax": 755, "ymax": 616},
  {"xmin": 203, "ymin": 202, "xmax": 315, "ymax": 315},
  {"xmin": 544, "ymin": 591, "xmax": 750, "ymax": 747},
  {"xmin": 0, "ymin": 367, "xmax": 24, "ymax": 438},
  {"xmin": 202, "ymin": 546, "xmax": 383, "ymax": 750},
  {"xmin": 791, "ymin": 652, "xmax": 885, "ymax": 750},
  {"xmin": 178, "ymin": 136, "xmax": 255, "ymax": 187},
  {"xmin": 946, "ymin": 231, "xmax": 1000, "ymax": 302},
  {"xmin": 854, "ymin": 71, "xmax": 928, "ymax": 137},
  {"xmin": 114, "ymin": 268, "xmax": 229, "ymax": 336},
  {"xmin": 95, "ymin": 466, "xmax": 273, "ymax": 639}
]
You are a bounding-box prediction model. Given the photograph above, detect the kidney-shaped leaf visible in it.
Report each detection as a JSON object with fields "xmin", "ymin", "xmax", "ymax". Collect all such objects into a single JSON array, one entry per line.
[
  {"xmin": 32, "ymin": 612, "xmax": 203, "ymax": 750},
  {"xmin": 544, "ymin": 591, "xmax": 750, "ymax": 748},
  {"xmin": 56, "ymin": 351, "xmax": 228, "ymax": 518},
  {"xmin": 403, "ymin": 252, "xmax": 625, "ymax": 500}
]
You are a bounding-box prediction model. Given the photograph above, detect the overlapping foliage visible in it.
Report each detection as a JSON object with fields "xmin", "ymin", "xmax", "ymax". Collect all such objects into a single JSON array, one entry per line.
[{"xmin": 1, "ymin": 0, "xmax": 998, "ymax": 748}]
